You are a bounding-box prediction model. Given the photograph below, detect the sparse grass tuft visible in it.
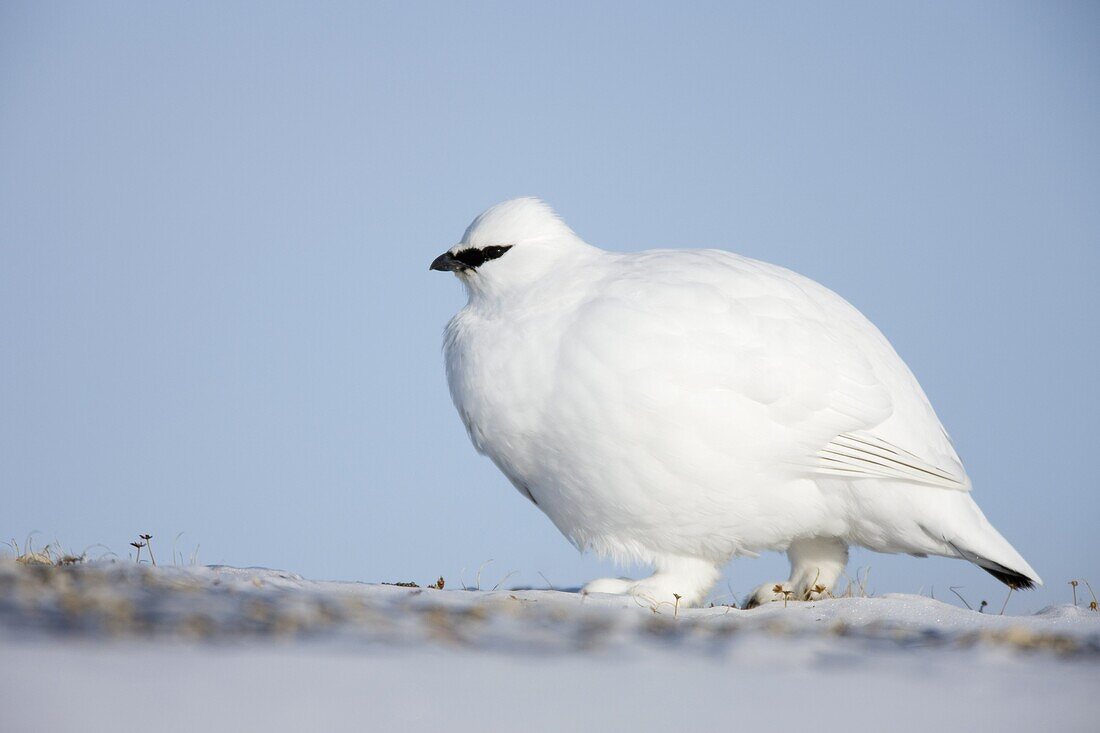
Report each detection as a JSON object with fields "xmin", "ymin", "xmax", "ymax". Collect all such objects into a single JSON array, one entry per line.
[
  {"xmin": 837, "ymin": 566, "xmax": 874, "ymax": 599},
  {"xmin": 459, "ymin": 560, "xmax": 520, "ymax": 592},
  {"xmin": 7, "ymin": 535, "xmax": 87, "ymax": 567},
  {"xmin": 1067, "ymin": 579, "xmax": 1098, "ymax": 611},
  {"xmin": 5, "ymin": 532, "xmax": 198, "ymax": 569}
]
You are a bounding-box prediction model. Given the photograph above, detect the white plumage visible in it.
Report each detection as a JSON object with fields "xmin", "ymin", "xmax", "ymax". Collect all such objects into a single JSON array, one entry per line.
[{"xmin": 432, "ymin": 198, "xmax": 1040, "ymax": 607}]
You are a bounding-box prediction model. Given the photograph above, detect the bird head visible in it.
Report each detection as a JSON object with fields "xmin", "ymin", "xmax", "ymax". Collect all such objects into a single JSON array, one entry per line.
[{"xmin": 430, "ymin": 198, "xmax": 593, "ymax": 299}]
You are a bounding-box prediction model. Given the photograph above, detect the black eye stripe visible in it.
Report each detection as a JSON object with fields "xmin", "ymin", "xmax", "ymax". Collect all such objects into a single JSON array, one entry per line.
[{"xmin": 452, "ymin": 244, "xmax": 513, "ymax": 269}]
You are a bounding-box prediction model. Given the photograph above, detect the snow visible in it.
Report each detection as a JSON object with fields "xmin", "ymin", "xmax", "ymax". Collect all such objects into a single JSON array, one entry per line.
[{"xmin": 2, "ymin": 561, "xmax": 1098, "ymax": 731}]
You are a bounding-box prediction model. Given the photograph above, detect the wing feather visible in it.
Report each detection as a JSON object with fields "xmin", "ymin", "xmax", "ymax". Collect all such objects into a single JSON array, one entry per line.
[{"xmin": 815, "ymin": 431, "xmax": 969, "ymax": 490}]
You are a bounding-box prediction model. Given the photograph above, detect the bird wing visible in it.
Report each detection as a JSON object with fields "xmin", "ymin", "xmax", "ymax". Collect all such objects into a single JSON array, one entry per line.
[{"xmin": 570, "ymin": 249, "xmax": 969, "ymax": 492}]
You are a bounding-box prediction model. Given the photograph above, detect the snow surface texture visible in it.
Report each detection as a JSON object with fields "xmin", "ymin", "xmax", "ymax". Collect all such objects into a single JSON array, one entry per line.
[{"xmin": 1, "ymin": 561, "xmax": 1098, "ymax": 732}]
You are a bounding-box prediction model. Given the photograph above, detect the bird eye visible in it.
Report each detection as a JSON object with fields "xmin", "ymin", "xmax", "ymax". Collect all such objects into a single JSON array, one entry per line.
[{"xmin": 451, "ymin": 244, "xmax": 512, "ymax": 270}]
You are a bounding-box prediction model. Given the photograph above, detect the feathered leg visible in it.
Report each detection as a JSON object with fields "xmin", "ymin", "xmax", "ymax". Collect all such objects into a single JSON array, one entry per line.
[
  {"xmin": 745, "ymin": 537, "xmax": 848, "ymax": 609},
  {"xmin": 583, "ymin": 555, "xmax": 720, "ymax": 608}
]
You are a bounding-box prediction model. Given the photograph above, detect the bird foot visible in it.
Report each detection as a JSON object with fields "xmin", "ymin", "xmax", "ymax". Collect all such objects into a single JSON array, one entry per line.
[
  {"xmin": 582, "ymin": 575, "xmax": 706, "ymax": 609},
  {"xmin": 744, "ymin": 581, "xmax": 831, "ymax": 609}
]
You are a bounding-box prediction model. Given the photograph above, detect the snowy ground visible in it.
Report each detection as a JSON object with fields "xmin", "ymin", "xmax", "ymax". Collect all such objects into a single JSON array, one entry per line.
[{"xmin": 1, "ymin": 561, "xmax": 1098, "ymax": 732}]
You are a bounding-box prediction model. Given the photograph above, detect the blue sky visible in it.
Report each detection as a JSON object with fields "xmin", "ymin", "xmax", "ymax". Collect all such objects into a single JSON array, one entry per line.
[{"xmin": 2, "ymin": 1, "xmax": 1097, "ymax": 610}]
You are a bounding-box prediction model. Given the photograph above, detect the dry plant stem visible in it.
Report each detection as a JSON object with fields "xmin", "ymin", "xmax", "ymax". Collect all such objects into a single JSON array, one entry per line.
[
  {"xmin": 22, "ymin": 532, "xmax": 40, "ymax": 557},
  {"xmin": 948, "ymin": 586, "xmax": 972, "ymax": 611},
  {"xmin": 1069, "ymin": 580, "xmax": 1078, "ymax": 607},
  {"xmin": 172, "ymin": 532, "xmax": 185, "ymax": 566},
  {"xmin": 1082, "ymin": 579, "xmax": 1098, "ymax": 611},
  {"xmin": 492, "ymin": 571, "xmax": 518, "ymax": 591},
  {"xmin": 805, "ymin": 569, "xmax": 822, "ymax": 601},
  {"xmin": 474, "ymin": 560, "xmax": 493, "ymax": 591},
  {"xmin": 140, "ymin": 534, "xmax": 156, "ymax": 566},
  {"xmin": 857, "ymin": 567, "xmax": 871, "ymax": 597},
  {"xmin": 999, "ymin": 587, "xmax": 1013, "ymax": 615}
]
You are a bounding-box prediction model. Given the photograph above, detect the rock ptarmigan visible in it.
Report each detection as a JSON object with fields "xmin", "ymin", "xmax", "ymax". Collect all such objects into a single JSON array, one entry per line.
[{"xmin": 431, "ymin": 198, "xmax": 1040, "ymax": 607}]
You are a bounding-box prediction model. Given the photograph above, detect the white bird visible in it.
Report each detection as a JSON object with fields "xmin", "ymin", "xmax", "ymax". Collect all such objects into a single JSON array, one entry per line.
[{"xmin": 431, "ymin": 198, "xmax": 1040, "ymax": 608}]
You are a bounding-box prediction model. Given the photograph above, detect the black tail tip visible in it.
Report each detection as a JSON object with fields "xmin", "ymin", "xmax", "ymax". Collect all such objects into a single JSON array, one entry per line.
[{"xmin": 982, "ymin": 566, "xmax": 1036, "ymax": 590}]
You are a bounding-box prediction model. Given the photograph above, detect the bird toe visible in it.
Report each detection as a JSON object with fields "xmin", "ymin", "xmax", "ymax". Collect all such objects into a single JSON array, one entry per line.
[
  {"xmin": 744, "ymin": 581, "xmax": 794, "ymax": 609},
  {"xmin": 582, "ymin": 577, "xmax": 636, "ymax": 597}
]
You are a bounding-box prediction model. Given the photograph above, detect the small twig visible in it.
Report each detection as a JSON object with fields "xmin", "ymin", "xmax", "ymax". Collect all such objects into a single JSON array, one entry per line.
[
  {"xmin": 978, "ymin": 600, "xmax": 988, "ymax": 614},
  {"xmin": 673, "ymin": 593, "xmax": 682, "ymax": 619},
  {"xmin": 130, "ymin": 541, "xmax": 145, "ymax": 563},
  {"xmin": 631, "ymin": 593, "xmax": 676, "ymax": 615},
  {"xmin": 537, "ymin": 571, "xmax": 556, "ymax": 591},
  {"xmin": 948, "ymin": 586, "xmax": 972, "ymax": 610},
  {"xmin": 999, "ymin": 587, "xmax": 1014, "ymax": 615},
  {"xmin": 1069, "ymin": 580, "xmax": 1079, "ymax": 607}
]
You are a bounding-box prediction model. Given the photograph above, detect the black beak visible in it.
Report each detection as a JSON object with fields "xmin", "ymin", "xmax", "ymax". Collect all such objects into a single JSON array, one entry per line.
[{"xmin": 430, "ymin": 251, "xmax": 466, "ymax": 272}]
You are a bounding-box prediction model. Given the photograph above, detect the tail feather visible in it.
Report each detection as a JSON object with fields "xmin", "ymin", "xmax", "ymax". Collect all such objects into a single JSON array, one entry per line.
[
  {"xmin": 918, "ymin": 492, "xmax": 1042, "ymax": 590},
  {"xmin": 981, "ymin": 565, "xmax": 1036, "ymax": 591},
  {"xmin": 948, "ymin": 540, "xmax": 1038, "ymax": 590}
]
